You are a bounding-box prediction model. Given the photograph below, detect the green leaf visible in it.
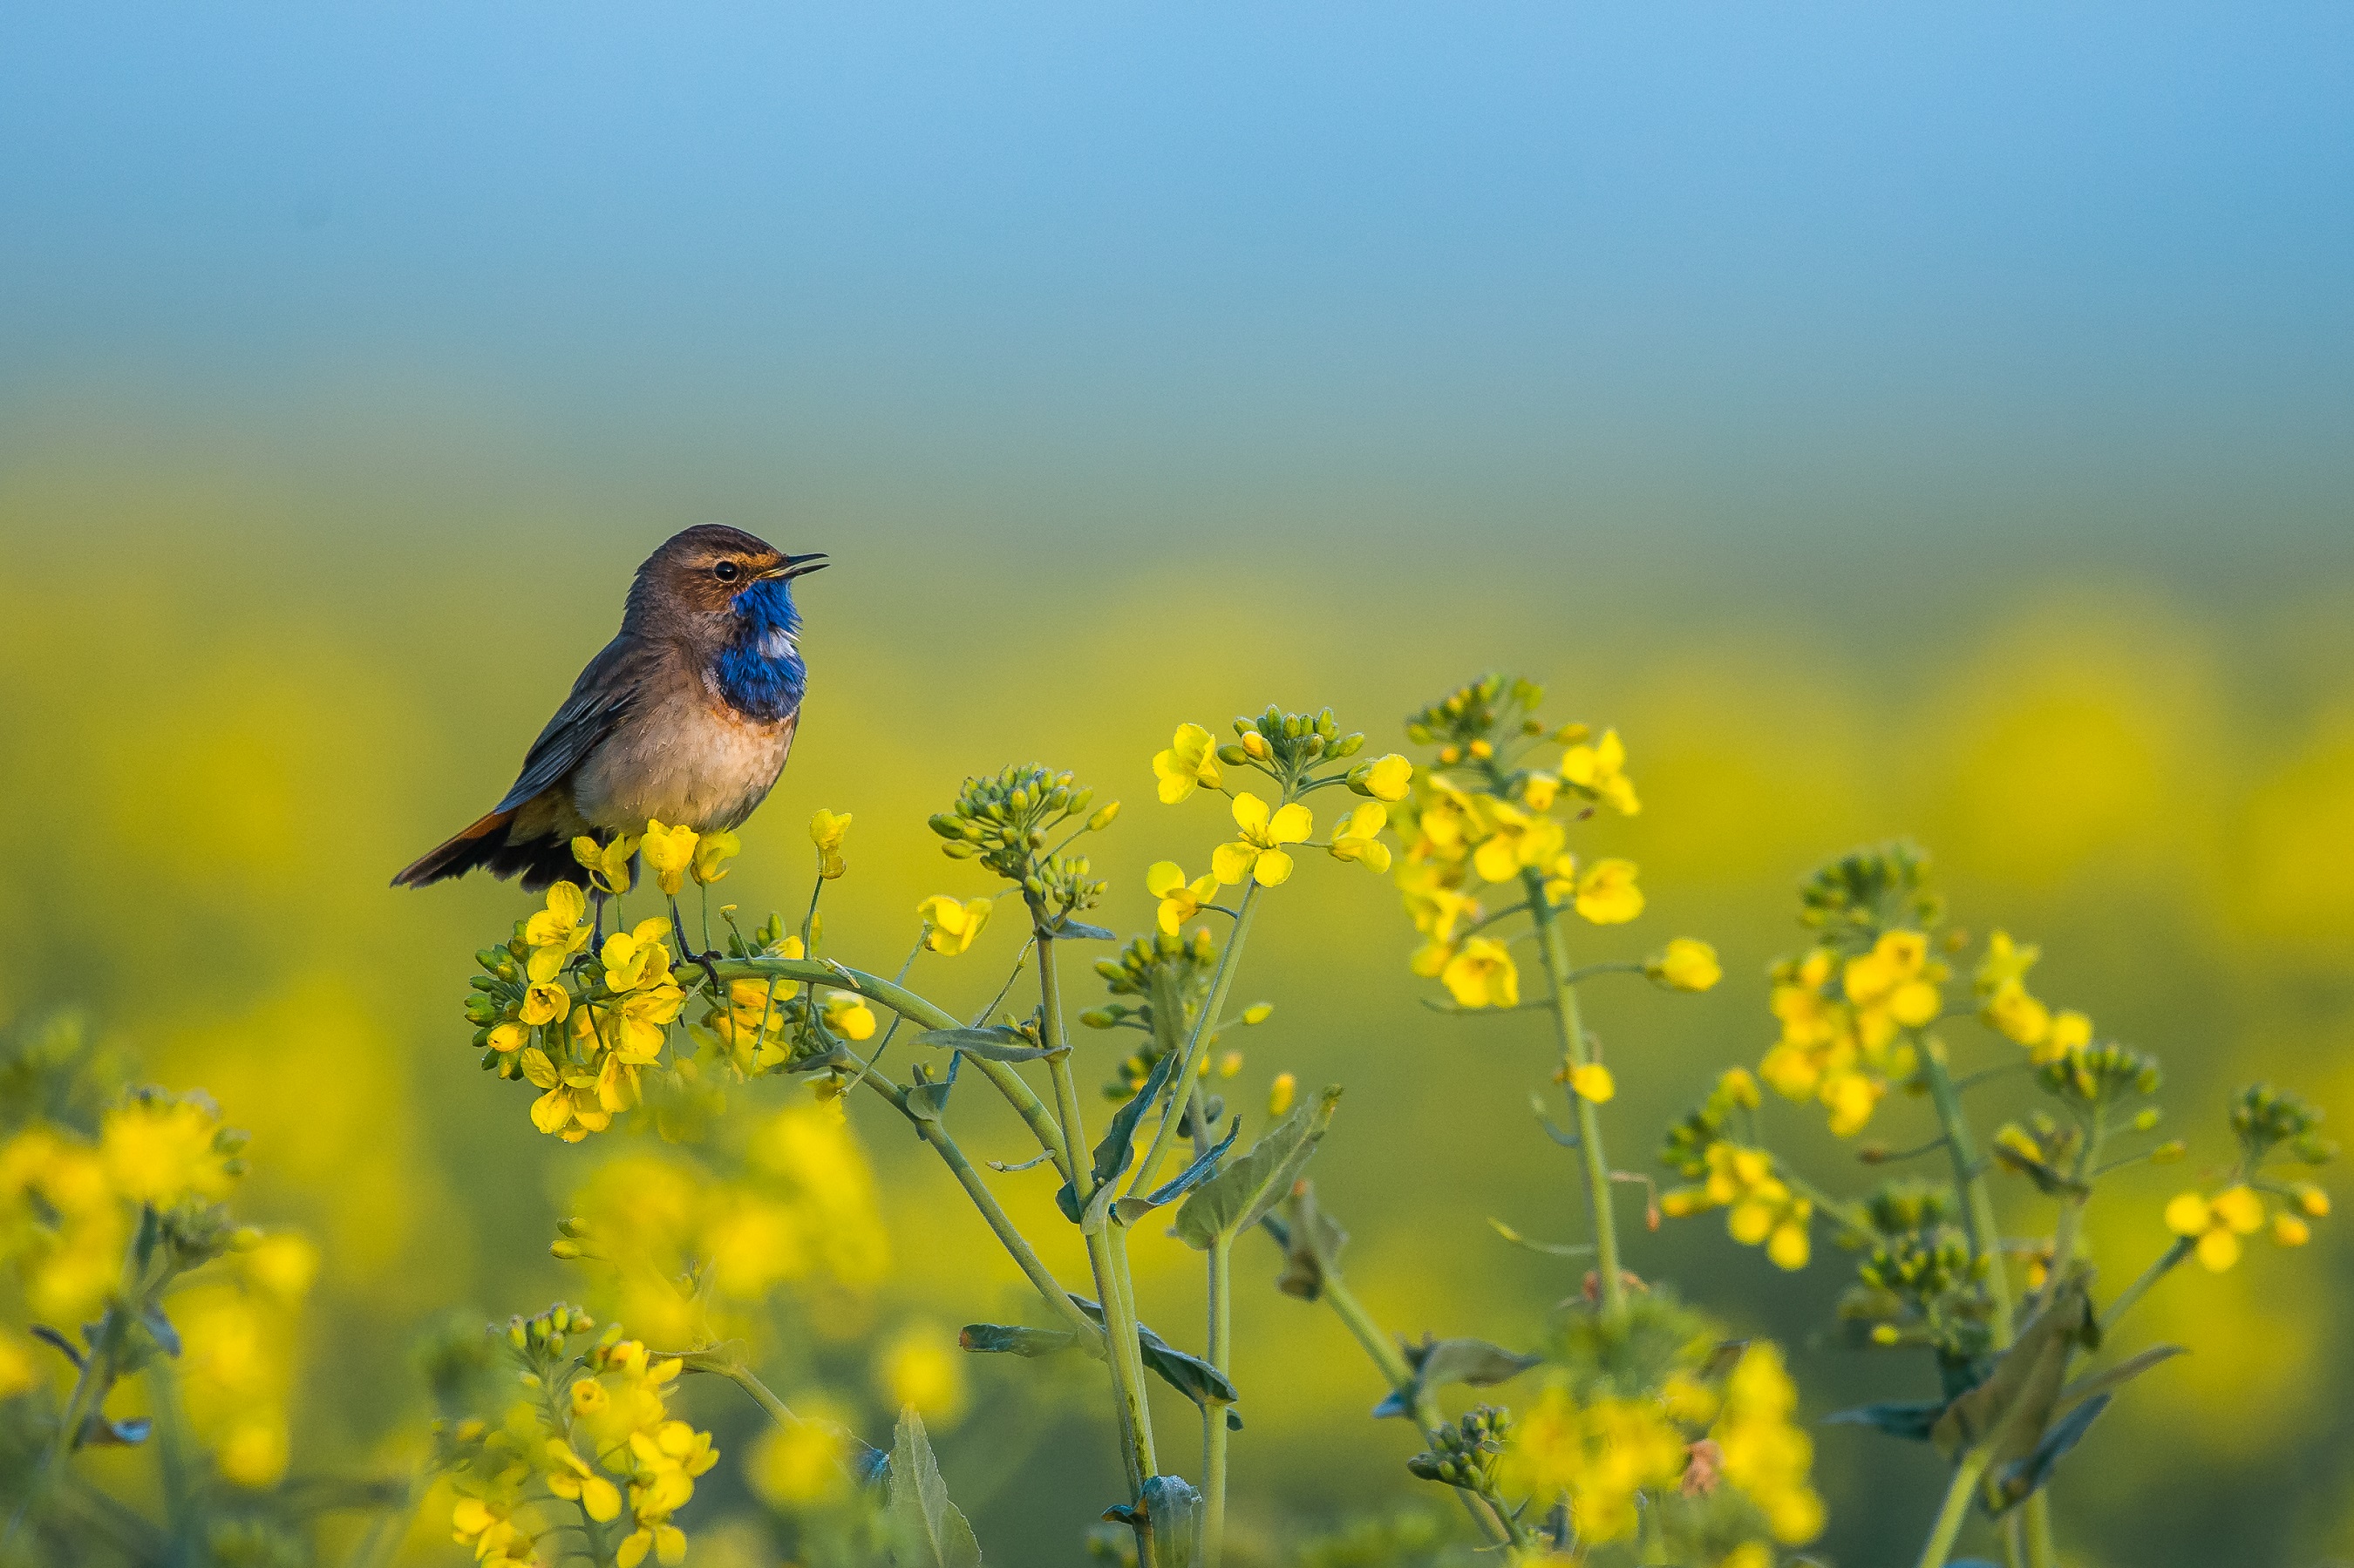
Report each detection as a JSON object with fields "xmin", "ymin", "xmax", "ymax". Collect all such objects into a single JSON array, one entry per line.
[
  {"xmin": 1049, "ymin": 919, "xmax": 1118, "ymax": 940},
  {"xmin": 1405, "ymin": 1338, "xmax": 1540, "ymax": 1394},
  {"xmin": 957, "ymin": 1324, "xmax": 1080, "ymax": 1359},
  {"xmin": 884, "ymin": 1408, "xmax": 983, "ymax": 1568},
  {"xmin": 1993, "ymin": 1394, "xmax": 2110, "ymax": 1510},
  {"xmin": 904, "ymin": 1056, "xmax": 963, "ymax": 1123},
  {"xmin": 1825, "ymin": 1399, "xmax": 1946, "ymax": 1442},
  {"xmin": 1113, "ymin": 1120, "xmax": 1240, "ymax": 1227},
  {"xmin": 1173, "ymin": 1086, "xmax": 1343, "ymax": 1249},
  {"xmin": 914, "ymin": 1027, "xmax": 1061, "ymax": 1062},
  {"xmin": 1066, "ymin": 1296, "xmax": 1239, "ymax": 1413},
  {"xmin": 1058, "ymin": 1049, "xmax": 1179, "ymax": 1222},
  {"xmin": 2055, "ymin": 1344, "xmax": 2185, "ymax": 1414}
]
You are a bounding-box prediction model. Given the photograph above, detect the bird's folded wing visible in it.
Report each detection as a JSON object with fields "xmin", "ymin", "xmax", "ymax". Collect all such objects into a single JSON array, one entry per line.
[{"xmin": 493, "ymin": 633, "xmax": 661, "ymax": 814}]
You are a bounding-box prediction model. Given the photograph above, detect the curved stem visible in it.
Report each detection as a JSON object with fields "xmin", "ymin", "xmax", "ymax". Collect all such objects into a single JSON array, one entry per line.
[
  {"xmin": 2099, "ymin": 1237, "xmax": 2193, "ymax": 1334},
  {"xmin": 1921, "ymin": 1038, "xmax": 2014, "ymax": 1346},
  {"xmin": 1203, "ymin": 1234, "xmax": 1233, "ymax": 1568},
  {"xmin": 1522, "ymin": 872, "xmax": 1625, "ymax": 1316}
]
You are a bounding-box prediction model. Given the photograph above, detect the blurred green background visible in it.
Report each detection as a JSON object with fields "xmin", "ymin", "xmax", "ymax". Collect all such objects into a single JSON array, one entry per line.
[{"xmin": 3, "ymin": 4, "xmax": 2351, "ymax": 1564}]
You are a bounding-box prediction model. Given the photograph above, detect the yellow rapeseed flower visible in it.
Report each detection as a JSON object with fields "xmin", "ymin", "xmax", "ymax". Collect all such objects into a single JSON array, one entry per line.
[
  {"xmin": 808, "ymin": 809, "xmax": 852, "ymax": 879},
  {"xmin": 1575, "ymin": 859, "xmax": 1643, "ymax": 924},
  {"xmin": 1212, "ymin": 792, "xmax": 1313, "ymax": 886},
  {"xmin": 1329, "ymin": 802, "xmax": 1392, "ymax": 873},
  {"xmin": 1358, "ymin": 753, "xmax": 1412, "ymax": 802},
  {"xmin": 1842, "ymin": 930, "xmax": 1944, "ymax": 1043},
  {"xmin": 100, "ymin": 1097, "xmax": 235, "ymax": 1207},
  {"xmin": 691, "ymin": 829, "xmax": 741, "ymax": 885},
  {"xmin": 916, "ymin": 894, "xmax": 993, "ymax": 955},
  {"xmin": 572, "ymin": 833, "xmax": 640, "ymax": 894},
  {"xmin": 2275, "ymin": 1213, "xmax": 2311, "ymax": 1247},
  {"xmin": 749, "ymin": 1397, "xmax": 851, "ymax": 1507},
  {"xmin": 1650, "ymin": 938, "xmax": 1723, "ymax": 992},
  {"xmin": 878, "ymin": 1326, "xmax": 968, "ymax": 1427},
  {"xmin": 1521, "ymin": 771, "xmax": 1561, "ymax": 811},
  {"xmin": 545, "ymin": 1440, "xmax": 623, "ymax": 1523},
  {"xmin": 1976, "ymin": 929, "xmax": 2040, "ymax": 992},
  {"xmin": 1471, "ymin": 799, "xmax": 1565, "ymax": 884},
  {"xmin": 822, "ymin": 993, "xmax": 877, "ymax": 1042},
  {"xmin": 613, "ymin": 984, "xmax": 685, "ymax": 1062},
  {"xmin": 1267, "ymin": 1073, "xmax": 1296, "ymax": 1117},
  {"xmin": 1146, "ymin": 862, "xmax": 1221, "ymax": 933},
  {"xmin": 641, "ymin": 819, "xmax": 700, "ymax": 896},
  {"xmin": 1569, "ymin": 1063, "xmax": 1616, "ymax": 1103},
  {"xmin": 1153, "ymin": 723, "xmax": 1222, "ymax": 804},
  {"xmin": 1441, "ymin": 938, "xmax": 1520, "ymax": 1009},
  {"xmin": 602, "ymin": 920, "xmax": 675, "ymax": 993},
  {"xmin": 519, "ymin": 981, "xmax": 571, "ymax": 1027},
  {"xmin": 2167, "ymin": 1185, "xmax": 2266, "ymax": 1271},
  {"xmin": 1560, "ymin": 729, "xmax": 1640, "ymax": 815},
  {"xmin": 525, "ymin": 881, "xmax": 593, "ymax": 981}
]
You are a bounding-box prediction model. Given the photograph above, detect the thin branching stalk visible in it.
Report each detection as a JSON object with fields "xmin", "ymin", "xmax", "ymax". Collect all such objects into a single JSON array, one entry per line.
[
  {"xmin": 2099, "ymin": 1237, "xmax": 2194, "ymax": 1334},
  {"xmin": 1522, "ymin": 868, "xmax": 1626, "ymax": 1317},
  {"xmin": 2020, "ymin": 1107, "xmax": 2104, "ymax": 1568},
  {"xmin": 1916, "ymin": 1446, "xmax": 1994, "ymax": 1568},
  {"xmin": 1130, "ymin": 885, "xmax": 1262, "ymax": 1195},
  {"xmin": 1919, "ymin": 1039, "xmax": 2015, "ymax": 1346},
  {"xmin": 1203, "ymin": 1232, "xmax": 1233, "ymax": 1568}
]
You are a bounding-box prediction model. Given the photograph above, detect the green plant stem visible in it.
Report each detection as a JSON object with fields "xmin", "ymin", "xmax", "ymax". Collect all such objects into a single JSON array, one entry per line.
[
  {"xmin": 1203, "ymin": 1233, "xmax": 1233, "ymax": 1568},
  {"xmin": 683, "ymin": 1352, "xmax": 804, "ymax": 1428},
  {"xmin": 2, "ymin": 1219, "xmax": 149, "ymax": 1553},
  {"xmin": 1920, "ymin": 1041, "xmax": 2015, "ymax": 1346},
  {"xmin": 1522, "ymin": 871, "xmax": 1625, "ymax": 1318},
  {"xmin": 2021, "ymin": 1113, "xmax": 2106, "ymax": 1568},
  {"xmin": 1131, "ymin": 885, "xmax": 1262, "ymax": 1195},
  {"xmin": 2100, "ymin": 1237, "xmax": 2193, "ymax": 1334},
  {"xmin": 1917, "ymin": 1446, "xmax": 1994, "ymax": 1568},
  {"xmin": 1036, "ymin": 933, "xmax": 1161, "ymax": 1544},
  {"xmin": 1311, "ymin": 1264, "xmax": 1514, "ymax": 1548}
]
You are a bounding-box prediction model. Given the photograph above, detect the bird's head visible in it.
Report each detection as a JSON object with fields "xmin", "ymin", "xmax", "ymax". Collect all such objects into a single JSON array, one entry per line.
[{"xmin": 631, "ymin": 524, "xmax": 829, "ymax": 624}]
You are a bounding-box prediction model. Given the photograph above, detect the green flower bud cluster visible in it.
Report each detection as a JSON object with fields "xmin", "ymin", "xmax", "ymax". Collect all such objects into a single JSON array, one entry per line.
[
  {"xmin": 1407, "ymin": 1403, "xmax": 1514, "ymax": 1493},
  {"xmin": 1214, "ymin": 706, "xmax": 1365, "ymax": 791},
  {"xmin": 1861, "ymin": 1180, "xmax": 1960, "ymax": 1240},
  {"xmin": 1659, "ymin": 1076, "xmax": 1756, "ymax": 1178},
  {"xmin": 504, "ymin": 1300, "xmax": 603, "ymax": 1373},
  {"xmin": 1405, "ymin": 673, "xmax": 1548, "ymax": 750},
  {"xmin": 2040, "ymin": 1041, "xmax": 2161, "ymax": 1108},
  {"xmin": 1026, "ymin": 855, "xmax": 1108, "ymax": 922},
  {"xmin": 1991, "ymin": 1113, "xmax": 2084, "ymax": 1190},
  {"xmin": 929, "ymin": 764, "xmax": 1104, "ymax": 884},
  {"xmin": 1087, "ymin": 928, "xmax": 1221, "ymax": 1095},
  {"xmin": 2233, "ymin": 1083, "xmax": 2336, "ymax": 1166},
  {"xmin": 468, "ymin": 934, "xmax": 531, "ymax": 1068},
  {"xmin": 1796, "ymin": 841, "xmax": 1942, "ymax": 952},
  {"xmin": 1857, "ymin": 1229, "xmax": 1984, "ymax": 1301}
]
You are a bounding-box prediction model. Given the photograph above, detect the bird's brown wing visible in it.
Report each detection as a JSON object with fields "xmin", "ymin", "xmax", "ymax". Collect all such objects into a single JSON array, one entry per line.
[{"xmin": 493, "ymin": 633, "xmax": 662, "ymax": 814}]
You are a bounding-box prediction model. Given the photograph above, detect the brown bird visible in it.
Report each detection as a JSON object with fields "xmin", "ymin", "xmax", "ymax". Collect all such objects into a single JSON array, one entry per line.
[{"xmin": 393, "ymin": 525, "xmax": 827, "ymax": 893}]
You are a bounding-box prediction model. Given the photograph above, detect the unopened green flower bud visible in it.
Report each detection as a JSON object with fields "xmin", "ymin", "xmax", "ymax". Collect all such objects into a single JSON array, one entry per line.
[
  {"xmin": 928, "ymin": 813, "xmax": 963, "ymax": 838},
  {"xmin": 1330, "ymin": 732, "xmax": 1365, "ymax": 758},
  {"xmin": 2132, "ymin": 1108, "xmax": 2162, "ymax": 1132},
  {"xmin": 230, "ymin": 1225, "xmax": 265, "ymax": 1251},
  {"xmin": 1242, "ymin": 1002, "xmax": 1273, "ymax": 1025},
  {"xmin": 1079, "ymin": 1009, "xmax": 1117, "ymax": 1029},
  {"xmin": 1216, "ymin": 743, "xmax": 1248, "ymax": 766},
  {"xmin": 551, "ymin": 1239, "xmax": 583, "ymax": 1259},
  {"xmin": 464, "ymin": 996, "xmax": 500, "ymax": 1025},
  {"xmin": 1088, "ymin": 801, "xmax": 1121, "ymax": 831},
  {"xmin": 2152, "ymin": 1140, "xmax": 2187, "ymax": 1164}
]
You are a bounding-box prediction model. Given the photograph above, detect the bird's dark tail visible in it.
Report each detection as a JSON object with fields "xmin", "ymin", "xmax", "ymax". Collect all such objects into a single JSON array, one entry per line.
[{"xmin": 393, "ymin": 811, "xmax": 582, "ymax": 892}]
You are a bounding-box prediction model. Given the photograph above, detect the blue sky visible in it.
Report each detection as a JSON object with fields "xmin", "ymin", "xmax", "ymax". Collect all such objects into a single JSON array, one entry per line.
[{"xmin": 4, "ymin": 4, "xmax": 2349, "ymax": 561}]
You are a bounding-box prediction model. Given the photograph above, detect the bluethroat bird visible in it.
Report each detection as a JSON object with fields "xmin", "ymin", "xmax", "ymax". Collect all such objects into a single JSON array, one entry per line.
[{"xmin": 393, "ymin": 526, "xmax": 827, "ymax": 940}]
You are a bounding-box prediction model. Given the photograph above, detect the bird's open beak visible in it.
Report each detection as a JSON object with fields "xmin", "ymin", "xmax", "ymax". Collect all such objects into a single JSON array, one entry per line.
[{"xmin": 762, "ymin": 552, "xmax": 829, "ymax": 580}]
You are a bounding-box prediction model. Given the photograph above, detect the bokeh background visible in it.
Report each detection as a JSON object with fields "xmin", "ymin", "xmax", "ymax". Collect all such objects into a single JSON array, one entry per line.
[{"xmin": 4, "ymin": 4, "xmax": 2352, "ymax": 1564}]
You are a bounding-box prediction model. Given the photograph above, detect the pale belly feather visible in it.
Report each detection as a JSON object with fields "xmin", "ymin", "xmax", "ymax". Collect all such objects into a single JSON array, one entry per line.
[{"xmin": 569, "ymin": 700, "xmax": 796, "ymax": 834}]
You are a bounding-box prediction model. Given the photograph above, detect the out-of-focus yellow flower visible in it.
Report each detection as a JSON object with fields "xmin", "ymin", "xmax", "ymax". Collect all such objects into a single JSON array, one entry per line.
[
  {"xmin": 2044, "ymin": 1009, "xmax": 2092, "ymax": 1062},
  {"xmin": 916, "ymin": 894, "xmax": 992, "ymax": 955},
  {"xmin": 1212, "ymin": 793, "xmax": 1312, "ymax": 886},
  {"xmin": 1357, "ymin": 753, "xmax": 1412, "ymax": 802},
  {"xmin": 809, "ymin": 810, "xmax": 852, "ymax": 879},
  {"xmin": 1329, "ymin": 803, "xmax": 1392, "ymax": 873},
  {"xmin": 602, "ymin": 920, "xmax": 675, "ymax": 994},
  {"xmin": 1569, "ymin": 1063, "xmax": 1616, "ymax": 1103},
  {"xmin": 2275, "ymin": 1213, "xmax": 2312, "ymax": 1247},
  {"xmin": 526, "ymin": 882, "xmax": 593, "ymax": 981},
  {"xmin": 1561, "ymin": 729, "xmax": 1640, "ymax": 815},
  {"xmin": 452, "ymin": 1497, "xmax": 533, "ymax": 1565},
  {"xmin": 1575, "ymin": 859, "xmax": 1643, "ymax": 925},
  {"xmin": 546, "ymin": 1440, "xmax": 624, "ymax": 1522},
  {"xmin": 242, "ymin": 1232, "xmax": 319, "ymax": 1305},
  {"xmin": 1471, "ymin": 800, "xmax": 1566, "ymax": 884},
  {"xmin": 822, "ymin": 994, "xmax": 877, "ymax": 1042},
  {"xmin": 1650, "ymin": 939, "xmax": 1723, "ymax": 992},
  {"xmin": 1842, "ymin": 930, "xmax": 1945, "ymax": 1043},
  {"xmin": 1521, "ymin": 772, "xmax": 1561, "ymax": 811},
  {"xmin": 1267, "ymin": 1073, "xmax": 1296, "ymax": 1117},
  {"xmin": 1441, "ymin": 938, "xmax": 1520, "ymax": 1009},
  {"xmin": 641, "ymin": 820, "xmax": 700, "ymax": 896},
  {"xmin": 2167, "ymin": 1185, "xmax": 2266, "ymax": 1271},
  {"xmin": 877, "ymin": 1325, "xmax": 968, "ymax": 1427},
  {"xmin": 1976, "ymin": 929, "xmax": 2040, "ymax": 992},
  {"xmin": 1146, "ymin": 862, "xmax": 1221, "ymax": 933},
  {"xmin": 1397, "ymin": 861, "xmax": 1481, "ymax": 945},
  {"xmin": 0, "ymin": 1335, "xmax": 36, "ymax": 1402},
  {"xmin": 573, "ymin": 833, "xmax": 640, "ymax": 894},
  {"xmin": 2291, "ymin": 1183, "xmax": 2331, "ymax": 1218},
  {"xmin": 749, "ymin": 1398, "xmax": 851, "ymax": 1508},
  {"xmin": 1500, "ymin": 1383, "xmax": 1684, "ymax": 1544},
  {"xmin": 1665, "ymin": 1144, "xmax": 1813, "ymax": 1270},
  {"xmin": 100, "ymin": 1096, "xmax": 236, "ymax": 1207},
  {"xmin": 1711, "ymin": 1343, "xmax": 1825, "ymax": 1546},
  {"xmin": 1153, "ymin": 723, "xmax": 1222, "ymax": 804},
  {"xmin": 1984, "ymin": 981, "xmax": 2051, "ymax": 1048}
]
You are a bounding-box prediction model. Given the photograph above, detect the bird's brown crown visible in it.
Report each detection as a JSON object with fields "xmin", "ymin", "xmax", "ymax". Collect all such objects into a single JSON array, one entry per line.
[{"xmin": 627, "ymin": 524, "xmax": 810, "ymax": 621}]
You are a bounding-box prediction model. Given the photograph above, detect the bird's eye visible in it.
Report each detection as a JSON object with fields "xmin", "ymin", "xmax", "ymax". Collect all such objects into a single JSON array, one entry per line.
[{"xmin": 713, "ymin": 560, "xmax": 742, "ymax": 583}]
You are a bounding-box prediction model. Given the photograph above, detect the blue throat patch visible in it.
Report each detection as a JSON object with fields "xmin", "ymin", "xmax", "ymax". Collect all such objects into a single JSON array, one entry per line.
[{"xmin": 711, "ymin": 577, "xmax": 806, "ymax": 723}]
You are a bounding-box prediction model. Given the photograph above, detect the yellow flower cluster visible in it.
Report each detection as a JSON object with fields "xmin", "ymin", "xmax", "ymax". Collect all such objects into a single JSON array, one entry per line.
[
  {"xmin": 1500, "ymin": 1382, "xmax": 1686, "ymax": 1544},
  {"xmin": 2165, "ymin": 1180, "xmax": 2328, "ymax": 1271},
  {"xmin": 574, "ymin": 1338, "xmax": 720, "ymax": 1567},
  {"xmin": 174, "ymin": 1232, "xmax": 320, "ymax": 1488},
  {"xmin": 1758, "ymin": 934, "xmax": 1939, "ymax": 1137},
  {"xmin": 1708, "ymin": 1343, "xmax": 1826, "ymax": 1545},
  {"xmin": 1662, "ymin": 1143, "xmax": 1814, "ymax": 1270},
  {"xmin": 1975, "ymin": 930, "xmax": 2093, "ymax": 1065}
]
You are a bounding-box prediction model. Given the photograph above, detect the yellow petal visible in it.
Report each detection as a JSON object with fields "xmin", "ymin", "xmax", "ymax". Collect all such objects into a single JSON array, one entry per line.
[
  {"xmin": 1252, "ymin": 848, "xmax": 1295, "ymax": 886},
  {"xmin": 1570, "ymin": 1063, "xmax": 1616, "ymax": 1103},
  {"xmin": 1266, "ymin": 803, "xmax": 1313, "ymax": 844},
  {"xmin": 2195, "ymin": 1228, "xmax": 2240, "ymax": 1272},
  {"xmin": 1210, "ymin": 841, "xmax": 1257, "ymax": 886},
  {"xmin": 1231, "ymin": 791, "xmax": 1270, "ymax": 834},
  {"xmin": 2163, "ymin": 1191, "xmax": 2211, "ymax": 1238},
  {"xmin": 1145, "ymin": 861, "xmax": 1187, "ymax": 898},
  {"xmin": 2211, "ymin": 1185, "xmax": 2266, "ymax": 1234}
]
